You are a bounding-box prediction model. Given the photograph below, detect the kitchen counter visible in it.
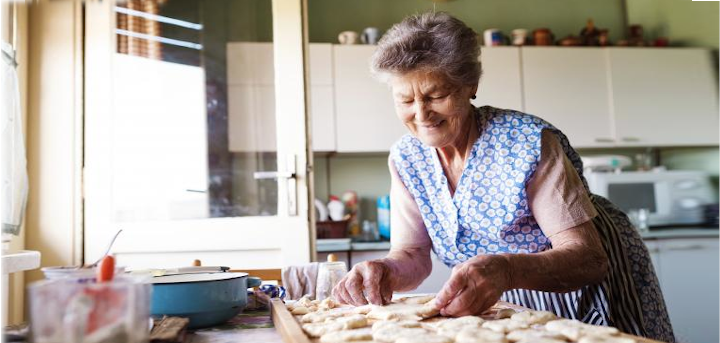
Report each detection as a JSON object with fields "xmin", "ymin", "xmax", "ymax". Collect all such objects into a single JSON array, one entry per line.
[
  {"xmin": 640, "ymin": 227, "xmax": 718, "ymax": 239},
  {"xmin": 316, "ymin": 238, "xmax": 390, "ymax": 252}
]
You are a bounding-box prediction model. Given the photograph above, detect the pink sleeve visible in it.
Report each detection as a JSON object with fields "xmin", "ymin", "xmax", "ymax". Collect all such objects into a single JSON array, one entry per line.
[
  {"xmin": 527, "ymin": 130, "xmax": 598, "ymax": 237},
  {"xmin": 388, "ymin": 156, "xmax": 432, "ymax": 249}
]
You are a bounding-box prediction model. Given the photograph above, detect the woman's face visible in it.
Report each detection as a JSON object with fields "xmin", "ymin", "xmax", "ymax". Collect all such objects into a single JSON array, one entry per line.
[{"xmin": 389, "ymin": 71, "xmax": 478, "ymax": 148}]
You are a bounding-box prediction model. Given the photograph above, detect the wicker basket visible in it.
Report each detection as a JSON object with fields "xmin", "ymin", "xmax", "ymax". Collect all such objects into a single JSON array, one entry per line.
[{"xmin": 316, "ymin": 219, "xmax": 350, "ymax": 239}]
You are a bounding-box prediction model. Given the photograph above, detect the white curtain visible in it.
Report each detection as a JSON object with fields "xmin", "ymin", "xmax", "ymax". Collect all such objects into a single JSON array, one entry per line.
[{"xmin": 1, "ymin": 40, "xmax": 28, "ymax": 236}]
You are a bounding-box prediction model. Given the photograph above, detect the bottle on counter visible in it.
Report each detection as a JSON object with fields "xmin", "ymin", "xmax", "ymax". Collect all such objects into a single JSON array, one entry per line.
[
  {"xmin": 327, "ymin": 196, "xmax": 345, "ymax": 221},
  {"xmin": 377, "ymin": 195, "xmax": 391, "ymax": 240}
]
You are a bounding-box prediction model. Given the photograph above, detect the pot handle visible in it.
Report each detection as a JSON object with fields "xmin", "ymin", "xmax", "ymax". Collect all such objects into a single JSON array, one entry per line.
[{"xmin": 248, "ymin": 276, "xmax": 262, "ymax": 288}]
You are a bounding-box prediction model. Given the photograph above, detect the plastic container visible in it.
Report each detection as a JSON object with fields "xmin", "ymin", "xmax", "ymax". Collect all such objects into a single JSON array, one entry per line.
[
  {"xmin": 42, "ymin": 266, "xmax": 127, "ymax": 283},
  {"xmin": 28, "ymin": 275, "xmax": 151, "ymax": 343},
  {"xmin": 315, "ymin": 254, "xmax": 347, "ymax": 301},
  {"xmin": 377, "ymin": 195, "xmax": 391, "ymax": 240}
]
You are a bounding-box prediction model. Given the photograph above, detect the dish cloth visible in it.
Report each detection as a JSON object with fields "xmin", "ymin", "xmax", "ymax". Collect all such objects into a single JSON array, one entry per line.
[{"xmin": 281, "ymin": 262, "xmax": 319, "ymax": 300}]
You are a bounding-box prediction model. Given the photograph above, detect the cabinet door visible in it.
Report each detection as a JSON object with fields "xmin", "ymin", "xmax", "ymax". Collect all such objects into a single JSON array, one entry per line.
[
  {"xmin": 334, "ymin": 45, "xmax": 407, "ymax": 152},
  {"xmin": 228, "ymin": 43, "xmax": 336, "ymax": 152},
  {"xmin": 522, "ymin": 47, "xmax": 615, "ymax": 148},
  {"xmin": 608, "ymin": 48, "xmax": 719, "ymax": 146},
  {"xmin": 657, "ymin": 238, "xmax": 719, "ymax": 343},
  {"xmin": 473, "ymin": 47, "xmax": 523, "ymax": 111},
  {"xmin": 308, "ymin": 44, "xmax": 336, "ymax": 152}
]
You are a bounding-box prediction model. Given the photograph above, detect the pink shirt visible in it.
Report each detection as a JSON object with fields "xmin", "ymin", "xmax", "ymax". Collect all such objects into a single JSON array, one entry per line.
[{"xmin": 390, "ymin": 130, "xmax": 598, "ymax": 249}]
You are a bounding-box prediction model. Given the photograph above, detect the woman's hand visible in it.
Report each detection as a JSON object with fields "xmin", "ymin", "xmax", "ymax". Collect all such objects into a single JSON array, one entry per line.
[
  {"xmin": 434, "ymin": 254, "xmax": 513, "ymax": 316},
  {"xmin": 332, "ymin": 259, "xmax": 395, "ymax": 306}
]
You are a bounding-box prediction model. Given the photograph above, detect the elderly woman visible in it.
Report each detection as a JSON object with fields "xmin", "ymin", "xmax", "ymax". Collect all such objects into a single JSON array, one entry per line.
[{"xmin": 332, "ymin": 12, "xmax": 674, "ymax": 342}]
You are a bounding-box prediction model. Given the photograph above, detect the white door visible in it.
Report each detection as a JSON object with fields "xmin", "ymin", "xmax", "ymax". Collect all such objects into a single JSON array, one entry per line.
[{"xmin": 84, "ymin": 0, "xmax": 314, "ymax": 270}]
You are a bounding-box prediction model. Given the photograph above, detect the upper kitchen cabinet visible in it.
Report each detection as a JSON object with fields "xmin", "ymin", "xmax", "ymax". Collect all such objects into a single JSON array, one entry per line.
[
  {"xmin": 473, "ymin": 47, "xmax": 523, "ymax": 111},
  {"xmin": 333, "ymin": 45, "xmax": 407, "ymax": 152},
  {"xmin": 227, "ymin": 43, "xmax": 336, "ymax": 152},
  {"xmin": 522, "ymin": 47, "xmax": 615, "ymax": 148},
  {"xmin": 608, "ymin": 48, "xmax": 719, "ymax": 147}
]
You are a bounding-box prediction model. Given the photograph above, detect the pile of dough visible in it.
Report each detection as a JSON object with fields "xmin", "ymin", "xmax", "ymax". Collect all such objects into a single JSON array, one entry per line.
[
  {"xmin": 577, "ymin": 334, "xmax": 636, "ymax": 343},
  {"xmin": 545, "ymin": 319, "xmax": 621, "ymax": 341},
  {"xmin": 395, "ymin": 333, "xmax": 452, "ymax": 343}
]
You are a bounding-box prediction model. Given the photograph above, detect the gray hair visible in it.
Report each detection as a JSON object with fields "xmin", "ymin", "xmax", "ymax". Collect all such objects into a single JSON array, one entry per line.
[{"xmin": 371, "ymin": 12, "xmax": 482, "ymax": 87}]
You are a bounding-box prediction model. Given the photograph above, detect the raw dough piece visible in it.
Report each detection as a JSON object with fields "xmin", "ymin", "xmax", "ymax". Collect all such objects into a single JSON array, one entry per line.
[
  {"xmin": 352, "ymin": 304, "xmax": 374, "ymax": 315},
  {"xmin": 482, "ymin": 319, "xmax": 529, "ymax": 333},
  {"xmin": 335, "ymin": 315, "xmax": 368, "ymax": 330},
  {"xmin": 372, "ymin": 320, "xmax": 423, "ymax": 333},
  {"xmin": 435, "ymin": 316, "xmax": 485, "ymax": 338},
  {"xmin": 319, "ymin": 328, "xmax": 373, "ymax": 343},
  {"xmin": 301, "ymin": 315, "xmax": 367, "ymax": 338},
  {"xmin": 506, "ymin": 329, "xmax": 566, "ymax": 342},
  {"xmin": 510, "ymin": 310, "xmax": 558, "ymax": 325},
  {"xmin": 515, "ymin": 339, "xmax": 566, "ymax": 343},
  {"xmin": 320, "ymin": 298, "xmax": 338, "ymax": 310},
  {"xmin": 395, "ymin": 333, "xmax": 452, "ymax": 343},
  {"xmin": 494, "ymin": 308, "xmax": 517, "ymax": 320},
  {"xmin": 291, "ymin": 306, "xmax": 309, "ymax": 315},
  {"xmin": 302, "ymin": 322, "xmax": 343, "ymax": 338},
  {"xmin": 578, "ymin": 335, "xmax": 636, "ymax": 343},
  {"xmin": 301, "ymin": 310, "xmax": 345, "ymax": 323},
  {"xmin": 545, "ymin": 319, "xmax": 619, "ymax": 341},
  {"xmin": 366, "ymin": 298, "xmax": 439, "ymax": 321},
  {"xmin": 397, "ymin": 295, "xmax": 436, "ymax": 305},
  {"xmin": 455, "ymin": 327, "xmax": 508, "ymax": 343},
  {"xmin": 373, "ymin": 327, "xmax": 430, "ymax": 342}
]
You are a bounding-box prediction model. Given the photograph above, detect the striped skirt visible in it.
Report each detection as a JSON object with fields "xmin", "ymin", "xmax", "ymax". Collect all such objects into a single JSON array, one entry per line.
[{"xmin": 500, "ymin": 195, "xmax": 675, "ymax": 342}]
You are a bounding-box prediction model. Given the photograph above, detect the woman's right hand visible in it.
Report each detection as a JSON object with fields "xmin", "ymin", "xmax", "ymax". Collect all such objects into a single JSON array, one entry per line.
[{"xmin": 332, "ymin": 259, "xmax": 394, "ymax": 306}]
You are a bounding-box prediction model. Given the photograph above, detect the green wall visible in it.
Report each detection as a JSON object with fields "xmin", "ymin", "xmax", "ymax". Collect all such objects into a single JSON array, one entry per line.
[
  {"xmin": 627, "ymin": 0, "xmax": 719, "ymax": 48},
  {"xmin": 308, "ymin": 0, "xmax": 626, "ymax": 43}
]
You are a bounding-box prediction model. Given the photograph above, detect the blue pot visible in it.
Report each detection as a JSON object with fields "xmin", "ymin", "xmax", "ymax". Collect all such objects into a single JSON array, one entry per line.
[{"xmin": 150, "ymin": 272, "xmax": 261, "ymax": 329}]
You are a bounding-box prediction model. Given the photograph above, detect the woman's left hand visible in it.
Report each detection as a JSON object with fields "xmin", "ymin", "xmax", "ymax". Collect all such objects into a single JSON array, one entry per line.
[{"xmin": 434, "ymin": 254, "xmax": 513, "ymax": 317}]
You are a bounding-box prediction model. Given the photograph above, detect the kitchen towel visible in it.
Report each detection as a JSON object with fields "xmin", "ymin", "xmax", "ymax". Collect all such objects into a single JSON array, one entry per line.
[{"xmin": 281, "ymin": 262, "xmax": 319, "ymax": 300}]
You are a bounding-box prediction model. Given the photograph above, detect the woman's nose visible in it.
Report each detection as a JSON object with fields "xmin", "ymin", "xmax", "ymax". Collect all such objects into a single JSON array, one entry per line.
[{"xmin": 413, "ymin": 100, "xmax": 430, "ymax": 121}]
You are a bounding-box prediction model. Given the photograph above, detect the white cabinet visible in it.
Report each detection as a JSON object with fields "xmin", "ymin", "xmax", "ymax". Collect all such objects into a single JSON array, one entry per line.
[
  {"xmin": 333, "ymin": 45, "xmax": 407, "ymax": 152},
  {"xmin": 473, "ymin": 47, "xmax": 524, "ymax": 111},
  {"xmin": 652, "ymin": 238, "xmax": 719, "ymax": 343},
  {"xmin": 226, "ymin": 43, "xmax": 336, "ymax": 152},
  {"xmin": 608, "ymin": 48, "xmax": 719, "ymax": 147},
  {"xmin": 522, "ymin": 47, "xmax": 615, "ymax": 147}
]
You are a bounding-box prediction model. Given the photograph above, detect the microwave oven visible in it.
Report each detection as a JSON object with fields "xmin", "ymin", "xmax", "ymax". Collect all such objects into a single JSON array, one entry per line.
[{"xmin": 584, "ymin": 170, "xmax": 715, "ymax": 227}]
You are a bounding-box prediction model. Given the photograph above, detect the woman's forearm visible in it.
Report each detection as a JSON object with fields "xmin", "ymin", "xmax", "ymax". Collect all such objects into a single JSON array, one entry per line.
[
  {"xmin": 381, "ymin": 246, "xmax": 433, "ymax": 292},
  {"xmin": 503, "ymin": 221, "xmax": 609, "ymax": 293}
]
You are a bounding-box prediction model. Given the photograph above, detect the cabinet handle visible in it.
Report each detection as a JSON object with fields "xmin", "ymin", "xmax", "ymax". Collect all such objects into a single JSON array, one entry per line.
[
  {"xmin": 665, "ymin": 245, "xmax": 705, "ymax": 251},
  {"xmin": 621, "ymin": 137, "xmax": 641, "ymax": 142},
  {"xmin": 594, "ymin": 138, "xmax": 615, "ymax": 143}
]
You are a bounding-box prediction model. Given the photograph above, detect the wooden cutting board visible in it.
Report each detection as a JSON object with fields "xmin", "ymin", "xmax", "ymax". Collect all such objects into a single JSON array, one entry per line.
[{"xmin": 269, "ymin": 298, "xmax": 665, "ymax": 343}]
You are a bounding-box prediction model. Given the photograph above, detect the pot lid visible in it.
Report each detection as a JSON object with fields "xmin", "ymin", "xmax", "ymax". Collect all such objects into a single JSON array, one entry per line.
[{"xmin": 151, "ymin": 272, "xmax": 248, "ymax": 284}]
